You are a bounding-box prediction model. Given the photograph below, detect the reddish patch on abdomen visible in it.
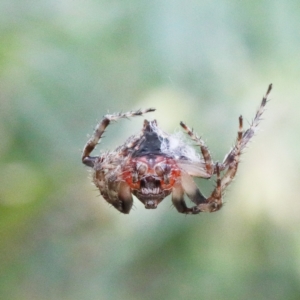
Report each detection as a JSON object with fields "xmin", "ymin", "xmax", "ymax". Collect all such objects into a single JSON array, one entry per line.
[{"xmin": 121, "ymin": 155, "xmax": 181, "ymax": 191}]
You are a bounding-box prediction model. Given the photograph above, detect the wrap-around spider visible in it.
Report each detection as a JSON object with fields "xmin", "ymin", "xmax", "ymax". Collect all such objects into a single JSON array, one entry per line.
[{"xmin": 82, "ymin": 84, "xmax": 271, "ymax": 214}]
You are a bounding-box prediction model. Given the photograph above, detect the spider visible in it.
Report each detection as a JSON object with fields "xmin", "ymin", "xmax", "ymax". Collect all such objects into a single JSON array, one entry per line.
[{"xmin": 82, "ymin": 84, "xmax": 272, "ymax": 214}]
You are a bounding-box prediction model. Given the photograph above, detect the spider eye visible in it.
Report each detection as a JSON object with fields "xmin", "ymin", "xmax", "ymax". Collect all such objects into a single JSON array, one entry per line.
[
  {"xmin": 137, "ymin": 163, "xmax": 148, "ymax": 175},
  {"xmin": 155, "ymin": 165, "xmax": 164, "ymax": 176},
  {"xmin": 155, "ymin": 164, "xmax": 171, "ymax": 176}
]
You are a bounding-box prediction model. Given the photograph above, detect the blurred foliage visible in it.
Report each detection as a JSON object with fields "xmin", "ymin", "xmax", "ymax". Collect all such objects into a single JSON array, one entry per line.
[{"xmin": 1, "ymin": 0, "xmax": 300, "ymax": 299}]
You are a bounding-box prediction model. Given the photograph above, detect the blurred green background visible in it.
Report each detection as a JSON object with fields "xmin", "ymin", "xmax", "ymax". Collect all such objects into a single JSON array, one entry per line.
[{"xmin": 1, "ymin": 1, "xmax": 300, "ymax": 299}]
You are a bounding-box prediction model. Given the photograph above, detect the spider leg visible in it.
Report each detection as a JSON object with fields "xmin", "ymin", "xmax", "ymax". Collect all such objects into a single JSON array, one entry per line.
[
  {"xmin": 196, "ymin": 84, "xmax": 272, "ymax": 213},
  {"xmin": 82, "ymin": 108, "xmax": 155, "ymax": 167},
  {"xmin": 208, "ymin": 115, "xmax": 243, "ymax": 194},
  {"xmin": 196, "ymin": 106, "xmax": 257, "ymax": 213},
  {"xmin": 117, "ymin": 181, "xmax": 133, "ymax": 214},
  {"xmin": 218, "ymin": 84, "xmax": 272, "ymax": 174},
  {"xmin": 198, "ymin": 163, "xmax": 223, "ymax": 212},
  {"xmin": 172, "ymin": 181, "xmax": 201, "ymax": 214},
  {"xmin": 171, "ymin": 172, "xmax": 207, "ymax": 215},
  {"xmin": 240, "ymin": 83, "xmax": 272, "ymax": 150},
  {"xmin": 180, "ymin": 121, "xmax": 214, "ymax": 176}
]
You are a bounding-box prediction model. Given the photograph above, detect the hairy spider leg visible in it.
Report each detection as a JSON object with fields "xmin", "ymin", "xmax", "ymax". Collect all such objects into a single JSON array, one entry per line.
[
  {"xmin": 168, "ymin": 121, "xmax": 215, "ymax": 214},
  {"xmin": 196, "ymin": 110, "xmax": 246, "ymax": 212},
  {"xmin": 171, "ymin": 170, "xmax": 207, "ymax": 214},
  {"xmin": 198, "ymin": 83, "xmax": 272, "ymax": 213},
  {"xmin": 219, "ymin": 83, "xmax": 272, "ymax": 173},
  {"xmin": 179, "ymin": 122, "xmax": 214, "ymax": 177},
  {"xmin": 197, "ymin": 163, "xmax": 222, "ymax": 212},
  {"xmin": 82, "ymin": 108, "xmax": 155, "ymax": 167},
  {"xmin": 172, "ymin": 84, "xmax": 271, "ymax": 214}
]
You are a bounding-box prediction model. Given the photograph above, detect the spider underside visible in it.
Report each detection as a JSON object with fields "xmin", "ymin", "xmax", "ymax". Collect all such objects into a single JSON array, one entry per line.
[{"xmin": 82, "ymin": 84, "xmax": 272, "ymax": 214}]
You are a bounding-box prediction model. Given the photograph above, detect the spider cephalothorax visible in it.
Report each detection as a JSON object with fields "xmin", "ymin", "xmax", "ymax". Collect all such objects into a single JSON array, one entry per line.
[{"xmin": 82, "ymin": 84, "xmax": 271, "ymax": 214}]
